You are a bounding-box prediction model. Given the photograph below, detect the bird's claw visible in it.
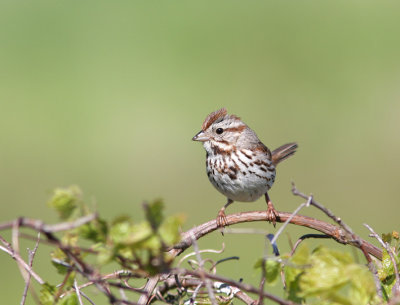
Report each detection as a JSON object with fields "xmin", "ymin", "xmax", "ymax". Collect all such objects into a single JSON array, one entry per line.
[
  {"xmin": 266, "ymin": 204, "xmax": 278, "ymax": 227},
  {"xmin": 216, "ymin": 209, "xmax": 228, "ymax": 232}
]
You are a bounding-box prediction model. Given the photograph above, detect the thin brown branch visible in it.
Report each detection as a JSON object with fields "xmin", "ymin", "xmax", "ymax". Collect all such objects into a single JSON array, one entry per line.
[
  {"xmin": 291, "ymin": 185, "xmax": 383, "ymax": 298},
  {"xmin": 13, "ymin": 220, "xmax": 30, "ymax": 284},
  {"xmin": 291, "ymin": 183, "xmax": 375, "ymax": 266},
  {"xmin": 177, "ymin": 243, "xmax": 225, "ymax": 268},
  {"xmin": 169, "ymin": 210, "xmax": 382, "ymax": 260},
  {"xmin": 138, "ymin": 276, "xmax": 160, "ymax": 305},
  {"xmin": 138, "ymin": 194, "xmax": 383, "ymax": 305},
  {"xmin": 74, "ymin": 279, "xmax": 84, "ymax": 305},
  {"xmin": 0, "ymin": 213, "xmax": 97, "ymax": 233},
  {"xmin": 365, "ymin": 223, "xmax": 400, "ymax": 295},
  {"xmin": 20, "ymin": 232, "xmax": 40, "ymax": 305},
  {"xmin": 290, "ymin": 234, "xmax": 331, "ymax": 256},
  {"xmin": 191, "ymin": 234, "xmax": 217, "ymax": 305},
  {"xmin": 155, "ymin": 277, "xmax": 256, "ymax": 305},
  {"xmin": 174, "ymin": 268, "xmax": 299, "ymax": 305},
  {"xmin": 291, "ymin": 184, "xmax": 354, "ymax": 235},
  {"xmin": 19, "ymin": 233, "xmax": 97, "ymax": 254},
  {"xmin": 270, "ymin": 195, "xmax": 312, "ymax": 245},
  {"xmin": 0, "ymin": 235, "xmax": 44, "ymax": 284}
]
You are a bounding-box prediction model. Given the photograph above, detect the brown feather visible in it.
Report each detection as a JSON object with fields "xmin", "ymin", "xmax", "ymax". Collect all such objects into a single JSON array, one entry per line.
[
  {"xmin": 202, "ymin": 108, "xmax": 227, "ymax": 130},
  {"xmin": 271, "ymin": 143, "xmax": 298, "ymax": 166}
]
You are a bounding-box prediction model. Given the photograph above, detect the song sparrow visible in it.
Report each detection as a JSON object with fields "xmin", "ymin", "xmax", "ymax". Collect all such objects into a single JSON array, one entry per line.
[{"xmin": 192, "ymin": 108, "xmax": 297, "ymax": 227}]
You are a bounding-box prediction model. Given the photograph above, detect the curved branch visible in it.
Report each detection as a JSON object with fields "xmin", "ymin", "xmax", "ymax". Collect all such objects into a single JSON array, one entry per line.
[{"xmin": 169, "ymin": 210, "xmax": 382, "ymax": 260}]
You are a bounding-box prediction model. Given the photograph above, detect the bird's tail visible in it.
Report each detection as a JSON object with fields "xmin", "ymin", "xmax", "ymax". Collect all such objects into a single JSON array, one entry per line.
[{"xmin": 271, "ymin": 142, "xmax": 298, "ymax": 166}]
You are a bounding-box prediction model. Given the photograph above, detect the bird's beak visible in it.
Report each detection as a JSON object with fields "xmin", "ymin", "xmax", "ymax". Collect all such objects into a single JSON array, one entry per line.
[{"xmin": 192, "ymin": 130, "xmax": 209, "ymax": 142}]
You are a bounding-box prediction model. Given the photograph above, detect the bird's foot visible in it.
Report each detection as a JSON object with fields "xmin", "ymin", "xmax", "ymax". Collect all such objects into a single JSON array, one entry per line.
[
  {"xmin": 216, "ymin": 208, "xmax": 228, "ymax": 229},
  {"xmin": 266, "ymin": 201, "xmax": 278, "ymax": 227}
]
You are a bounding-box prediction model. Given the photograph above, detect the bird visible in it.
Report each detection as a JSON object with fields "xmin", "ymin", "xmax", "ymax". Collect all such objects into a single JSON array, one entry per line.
[{"xmin": 192, "ymin": 108, "xmax": 297, "ymax": 227}]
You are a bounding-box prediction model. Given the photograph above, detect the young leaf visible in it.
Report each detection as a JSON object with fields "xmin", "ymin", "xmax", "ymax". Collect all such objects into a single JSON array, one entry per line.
[
  {"xmin": 254, "ymin": 259, "xmax": 280, "ymax": 285},
  {"xmin": 284, "ymin": 244, "xmax": 309, "ymax": 303},
  {"xmin": 378, "ymin": 249, "xmax": 397, "ymax": 300},
  {"xmin": 51, "ymin": 248, "xmax": 70, "ymax": 274},
  {"xmin": 47, "ymin": 186, "xmax": 81, "ymax": 220},
  {"xmin": 298, "ymin": 246, "xmax": 377, "ymax": 304},
  {"xmin": 58, "ymin": 293, "xmax": 79, "ymax": 305},
  {"xmin": 159, "ymin": 214, "xmax": 185, "ymax": 246},
  {"xmin": 144, "ymin": 200, "xmax": 164, "ymax": 231},
  {"xmin": 40, "ymin": 283, "xmax": 56, "ymax": 305},
  {"xmin": 79, "ymin": 217, "xmax": 108, "ymax": 243}
]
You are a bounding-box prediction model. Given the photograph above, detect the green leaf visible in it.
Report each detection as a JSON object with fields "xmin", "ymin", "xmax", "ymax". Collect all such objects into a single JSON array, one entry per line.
[
  {"xmin": 382, "ymin": 233, "xmax": 392, "ymax": 244},
  {"xmin": 285, "ymin": 245, "xmax": 379, "ymax": 304},
  {"xmin": 47, "ymin": 186, "xmax": 81, "ymax": 220},
  {"xmin": 58, "ymin": 293, "xmax": 79, "ymax": 305},
  {"xmin": 110, "ymin": 220, "xmax": 154, "ymax": 247},
  {"xmin": 284, "ymin": 244, "xmax": 309, "ymax": 303},
  {"xmin": 302, "ymin": 246, "xmax": 376, "ymax": 304},
  {"xmin": 379, "ymin": 249, "xmax": 397, "ymax": 300},
  {"xmin": 79, "ymin": 217, "xmax": 108, "ymax": 243},
  {"xmin": 51, "ymin": 248, "xmax": 70, "ymax": 274},
  {"xmin": 265, "ymin": 259, "xmax": 280, "ymax": 284},
  {"xmin": 40, "ymin": 283, "xmax": 56, "ymax": 305},
  {"xmin": 379, "ymin": 249, "xmax": 395, "ymax": 281},
  {"xmin": 97, "ymin": 246, "xmax": 114, "ymax": 265},
  {"xmin": 144, "ymin": 200, "xmax": 164, "ymax": 231},
  {"xmin": 254, "ymin": 258, "xmax": 280, "ymax": 284},
  {"xmin": 159, "ymin": 214, "xmax": 184, "ymax": 246}
]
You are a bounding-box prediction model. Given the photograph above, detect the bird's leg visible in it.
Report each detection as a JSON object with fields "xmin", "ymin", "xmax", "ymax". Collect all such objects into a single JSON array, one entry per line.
[
  {"xmin": 216, "ymin": 199, "xmax": 234, "ymax": 228},
  {"xmin": 265, "ymin": 192, "xmax": 278, "ymax": 227}
]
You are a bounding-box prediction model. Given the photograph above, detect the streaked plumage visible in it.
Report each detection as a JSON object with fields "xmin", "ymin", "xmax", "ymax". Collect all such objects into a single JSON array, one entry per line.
[{"xmin": 193, "ymin": 108, "xmax": 297, "ymax": 227}]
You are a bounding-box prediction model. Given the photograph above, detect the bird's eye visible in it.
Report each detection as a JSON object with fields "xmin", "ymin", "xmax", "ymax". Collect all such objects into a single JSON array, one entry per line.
[{"xmin": 216, "ymin": 128, "xmax": 224, "ymax": 134}]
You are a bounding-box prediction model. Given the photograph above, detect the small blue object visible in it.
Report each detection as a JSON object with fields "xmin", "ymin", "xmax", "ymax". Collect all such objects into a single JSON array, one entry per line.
[{"xmin": 266, "ymin": 233, "xmax": 280, "ymax": 256}]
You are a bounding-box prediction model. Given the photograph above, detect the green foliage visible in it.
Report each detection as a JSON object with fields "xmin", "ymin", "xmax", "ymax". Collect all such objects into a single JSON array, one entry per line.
[
  {"xmin": 41, "ymin": 188, "xmax": 400, "ymax": 304},
  {"xmin": 40, "ymin": 282, "xmax": 78, "ymax": 305},
  {"xmin": 144, "ymin": 199, "xmax": 164, "ymax": 230},
  {"xmin": 378, "ymin": 231, "xmax": 400, "ymax": 301},
  {"xmin": 51, "ymin": 248, "xmax": 70, "ymax": 274},
  {"xmin": 254, "ymin": 258, "xmax": 280, "ymax": 285},
  {"xmin": 47, "ymin": 187, "xmax": 184, "ymax": 277},
  {"xmin": 40, "ymin": 283, "xmax": 57, "ymax": 305},
  {"xmin": 58, "ymin": 294, "xmax": 79, "ymax": 305},
  {"xmin": 284, "ymin": 244, "xmax": 379, "ymax": 305},
  {"xmin": 47, "ymin": 186, "xmax": 82, "ymax": 220},
  {"xmin": 78, "ymin": 217, "xmax": 108, "ymax": 243}
]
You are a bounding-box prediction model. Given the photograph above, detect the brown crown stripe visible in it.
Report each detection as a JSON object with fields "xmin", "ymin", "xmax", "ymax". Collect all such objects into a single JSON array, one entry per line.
[
  {"xmin": 202, "ymin": 108, "xmax": 227, "ymax": 130},
  {"xmin": 201, "ymin": 108, "xmax": 242, "ymax": 131},
  {"xmin": 259, "ymin": 167, "xmax": 267, "ymax": 172}
]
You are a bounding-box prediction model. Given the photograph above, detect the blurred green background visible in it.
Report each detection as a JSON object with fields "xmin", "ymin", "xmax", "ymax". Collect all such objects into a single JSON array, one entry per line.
[{"xmin": 1, "ymin": 0, "xmax": 400, "ymax": 303}]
